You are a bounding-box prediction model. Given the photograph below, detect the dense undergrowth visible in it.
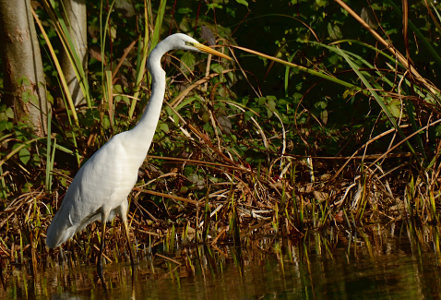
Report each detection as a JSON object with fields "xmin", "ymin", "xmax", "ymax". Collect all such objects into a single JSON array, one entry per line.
[{"xmin": 1, "ymin": 0, "xmax": 441, "ymax": 275}]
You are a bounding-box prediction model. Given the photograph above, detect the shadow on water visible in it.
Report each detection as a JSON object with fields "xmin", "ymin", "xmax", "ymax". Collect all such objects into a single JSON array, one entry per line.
[{"xmin": 2, "ymin": 221, "xmax": 441, "ymax": 299}]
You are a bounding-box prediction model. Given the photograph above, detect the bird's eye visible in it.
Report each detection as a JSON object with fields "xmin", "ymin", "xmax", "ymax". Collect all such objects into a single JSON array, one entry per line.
[{"xmin": 185, "ymin": 41, "xmax": 195, "ymax": 47}]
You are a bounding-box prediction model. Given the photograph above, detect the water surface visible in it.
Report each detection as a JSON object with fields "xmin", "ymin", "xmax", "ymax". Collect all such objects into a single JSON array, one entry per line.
[{"xmin": 2, "ymin": 234, "xmax": 441, "ymax": 299}]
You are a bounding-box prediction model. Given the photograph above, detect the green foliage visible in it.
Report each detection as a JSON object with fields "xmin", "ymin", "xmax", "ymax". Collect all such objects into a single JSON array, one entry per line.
[
  {"xmin": 1, "ymin": 0, "xmax": 440, "ymax": 192},
  {"xmin": 2, "ymin": 0, "xmax": 441, "ymax": 267}
]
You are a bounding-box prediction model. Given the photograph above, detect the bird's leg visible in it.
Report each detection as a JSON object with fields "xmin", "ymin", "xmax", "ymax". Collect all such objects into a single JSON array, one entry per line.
[
  {"xmin": 97, "ymin": 221, "xmax": 107, "ymax": 289},
  {"xmin": 123, "ymin": 220, "xmax": 136, "ymax": 288},
  {"xmin": 120, "ymin": 202, "xmax": 136, "ymax": 286},
  {"xmin": 122, "ymin": 218, "xmax": 136, "ymax": 270}
]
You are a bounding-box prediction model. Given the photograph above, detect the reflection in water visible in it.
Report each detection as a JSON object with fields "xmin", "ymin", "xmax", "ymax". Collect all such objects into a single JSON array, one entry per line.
[{"xmin": 2, "ymin": 225, "xmax": 441, "ymax": 299}]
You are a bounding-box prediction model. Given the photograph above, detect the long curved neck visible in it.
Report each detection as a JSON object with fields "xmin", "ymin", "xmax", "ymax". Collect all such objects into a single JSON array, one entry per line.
[{"xmin": 129, "ymin": 45, "xmax": 168, "ymax": 150}]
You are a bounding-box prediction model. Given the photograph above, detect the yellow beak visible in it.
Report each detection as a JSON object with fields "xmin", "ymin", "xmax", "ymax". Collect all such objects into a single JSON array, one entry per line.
[{"xmin": 194, "ymin": 43, "xmax": 232, "ymax": 60}]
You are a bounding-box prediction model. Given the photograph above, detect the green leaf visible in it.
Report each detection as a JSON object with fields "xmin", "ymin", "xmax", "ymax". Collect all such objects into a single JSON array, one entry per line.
[
  {"xmin": 19, "ymin": 147, "xmax": 31, "ymax": 165},
  {"xmin": 327, "ymin": 23, "xmax": 342, "ymax": 40},
  {"xmin": 5, "ymin": 108, "xmax": 14, "ymax": 119},
  {"xmin": 235, "ymin": 0, "xmax": 248, "ymax": 7},
  {"xmin": 102, "ymin": 115, "xmax": 110, "ymax": 129},
  {"xmin": 158, "ymin": 122, "xmax": 169, "ymax": 133},
  {"xmin": 177, "ymin": 8, "xmax": 192, "ymax": 14},
  {"xmin": 211, "ymin": 63, "xmax": 224, "ymax": 74},
  {"xmin": 0, "ymin": 120, "xmax": 13, "ymax": 131},
  {"xmin": 315, "ymin": 0, "xmax": 327, "ymax": 7},
  {"xmin": 266, "ymin": 97, "xmax": 277, "ymax": 118},
  {"xmin": 181, "ymin": 52, "xmax": 196, "ymax": 72},
  {"xmin": 387, "ymin": 98, "xmax": 401, "ymax": 118}
]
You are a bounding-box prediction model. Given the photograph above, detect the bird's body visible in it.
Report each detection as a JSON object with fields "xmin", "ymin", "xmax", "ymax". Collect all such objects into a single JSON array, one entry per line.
[
  {"xmin": 46, "ymin": 33, "xmax": 230, "ymax": 268},
  {"xmin": 46, "ymin": 131, "xmax": 141, "ymax": 248}
]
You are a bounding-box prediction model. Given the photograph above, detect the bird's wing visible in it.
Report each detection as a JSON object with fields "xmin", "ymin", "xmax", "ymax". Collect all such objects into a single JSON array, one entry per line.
[{"xmin": 46, "ymin": 133, "xmax": 138, "ymax": 247}]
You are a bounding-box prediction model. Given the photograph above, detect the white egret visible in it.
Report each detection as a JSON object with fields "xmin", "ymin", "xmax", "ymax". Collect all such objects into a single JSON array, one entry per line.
[{"xmin": 46, "ymin": 33, "xmax": 231, "ymax": 283}]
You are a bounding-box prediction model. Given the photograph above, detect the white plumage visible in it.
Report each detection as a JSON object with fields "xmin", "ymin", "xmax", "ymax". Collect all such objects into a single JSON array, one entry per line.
[{"xmin": 46, "ymin": 34, "xmax": 230, "ymax": 278}]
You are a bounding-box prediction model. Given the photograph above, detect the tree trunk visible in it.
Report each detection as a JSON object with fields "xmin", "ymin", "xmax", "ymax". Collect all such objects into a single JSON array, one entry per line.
[
  {"xmin": 0, "ymin": 0, "xmax": 48, "ymax": 136},
  {"xmin": 61, "ymin": 0, "xmax": 88, "ymax": 107}
]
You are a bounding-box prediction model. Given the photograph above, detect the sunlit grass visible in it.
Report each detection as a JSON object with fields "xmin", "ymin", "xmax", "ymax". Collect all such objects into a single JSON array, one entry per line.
[{"xmin": 1, "ymin": 0, "xmax": 441, "ymax": 279}]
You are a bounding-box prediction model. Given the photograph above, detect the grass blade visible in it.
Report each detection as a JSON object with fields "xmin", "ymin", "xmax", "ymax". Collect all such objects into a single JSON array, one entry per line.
[
  {"xmin": 32, "ymin": 8, "xmax": 79, "ymax": 125},
  {"xmin": 129, "ymin": 0, "xmax": 151, "ymax": 118},
  {"xmin": 333, "ymin": 46, "xmax": 417, "ymax": 157},
  {"xmin": 232, "ymin": 45, "xmax": 358, "ymax": 90}
]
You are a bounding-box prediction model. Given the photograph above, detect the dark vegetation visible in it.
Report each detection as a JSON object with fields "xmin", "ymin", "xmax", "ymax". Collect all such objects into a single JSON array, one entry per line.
[{"xmin": 1, "ymin": 0, "xmax": 441, "ymax": 276}]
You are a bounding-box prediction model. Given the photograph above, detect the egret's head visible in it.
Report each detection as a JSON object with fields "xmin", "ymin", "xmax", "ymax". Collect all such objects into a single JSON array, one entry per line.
[{"xmin": 166, "ymin": 33, "xmax": 231, "ymax": 60}]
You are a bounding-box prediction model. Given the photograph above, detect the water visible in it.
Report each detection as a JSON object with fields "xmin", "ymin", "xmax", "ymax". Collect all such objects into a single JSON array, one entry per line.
[{"xmin": 2, "ymin": 233, "xmax": 441, "ymax": 299}]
